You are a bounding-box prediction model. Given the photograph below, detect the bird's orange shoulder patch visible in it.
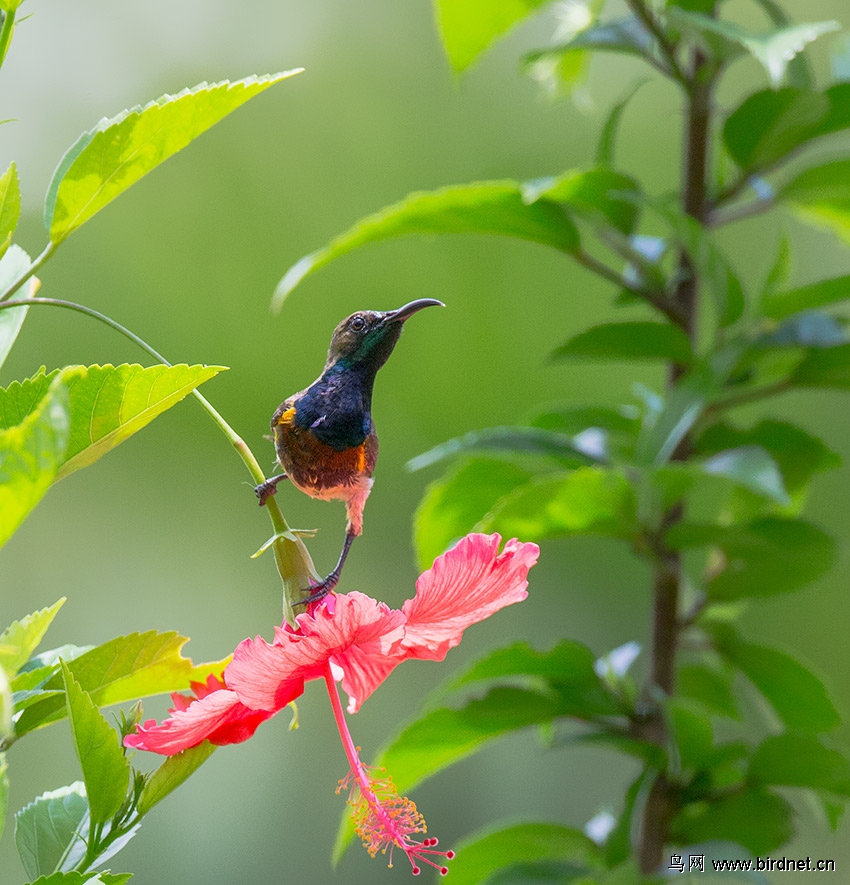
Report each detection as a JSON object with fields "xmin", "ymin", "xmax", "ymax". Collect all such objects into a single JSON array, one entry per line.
[{"xmin": 275, "ymin": 406, "xmax": 297, "ymax": 427}]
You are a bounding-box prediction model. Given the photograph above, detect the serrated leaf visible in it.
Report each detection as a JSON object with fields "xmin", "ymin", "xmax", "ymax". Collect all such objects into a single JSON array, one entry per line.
[
  {"xmin": 0, "ymin": 598, "xmax": 65, "ymax": 677},
  {"xmin": 409, "ymin": 426, "xmax": 600, "ymax": 472},
  {"xmin": 0, "ymin": 246, "xmax": 38, "ymax": 370},
  {"xmin": 137, "ymin": 741, "xmax": 216, "ymax": 815},
  {"xmin": 45, "ymin": 72, "xmax": 302, "ymax": 243},
  {"xmin": 273, "ymin": 181, "xmax": 581, "ymax": 308},
  {"xmin": 781, "ymin": 159, "xmax": 850, "ymax": 243},
  {"xmin": 478, "ymin": 467, "xmax": 638, "ymax": 543},
  {"xmin": 764, "ymin": 273, "xmax": 850, "ymax": 320},
  {"xmin": 721, "ymin": 639, "xmax": 841, "ymax": 733},
  {"xmin": 59, "ymin": 364, "xmax": 224, "ymax": 479},
  {"xmin": 0, "ymin": 364, "xmax": 225, "ymax": 481},
  {"xmin": 434, "ymin": 0, "xmax": 549, "ymax": 71},
  {"xmin": 551, "ymin": 321, "xmax": 693, "ymax": 364},
  {"xmin": 443, "ymin": 822, "xmax": 602, "ymax": 885},
  {"xmin": 792, "ymin": 342, "xmax": 850, "ymax": 388},
  {"xmin": 750, "ymin": 734, "xmax": 850, "ymax": 795},
  {"xmin": 333, "ymin": 687, "xmax": 566, "ymax": 864},
  {"xmin": 522, "ymin": 168, "xmax": 642, "ymax": 235},
  {"xmin": 669, "ymin": 10, "xmax": 839, "ymax": 86},
  {"xmin": 0, "ymin": 369, "xmax": 70, "ymax": 548},
  {"xmin": 413, "ymin": 458, "xmax": 532, "ymax": 570},
  {"xmin": 60, "ymin": 662, "xmax": 130, "ymax": 824},
  {"xmin": 15, "ymin": 631, "xmax": 195, "ymax": 736},
  {"xmin": 15, "ymin": 783, "xmax": 89, "ymax": 878},
  {"xmin": 671, "ymin": 788, "xmax": 794, "ymax": 856},
  {"xmin": 0, "ymin": 161, "xmax": 20, "ymax": 243}
]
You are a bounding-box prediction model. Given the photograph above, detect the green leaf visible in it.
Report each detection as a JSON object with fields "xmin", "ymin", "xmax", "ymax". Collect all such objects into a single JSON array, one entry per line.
[
  {"xmin": 669, "ymin": 516, "xmax": 836, "ymax": 600},
  {"xmin": 0, "ymin": 364, "xmax": 225, "ymax": 481},
  {"xmin": 695, "ymin": 419, "xmax": 839, "ymax": 500},
  {"xmin": 751, "ymin": 0, "xmax": 817, "ymax": 88},
  {"xmin": 478, "ymin": 467, "xmax": 638, "ymax": 542},
  {"xmin": 792, "ymin": 342, "xmax": 850, "ymax": 389},
  {"xmin": 529, "ymin": 403, "xmax": 639, "ymax": 461},
  {"xmin": 525, "ymin": 17, "xmax": 659, "ymax": 73},
  {"xmin": 701, "ymin": 446, "xmax": 789, "ymax": 505},
  {"xmin": 380, "ymin": 686, "xmax": 563, "ymax": 795},
  {"xmin": 764, "ymin": 273, "xmax": 850, "ymax": 320},
  {"xmin": 551, "ymin": 321, "xmax": 693, "ymax": 364},
  {"xmin": 635, "ymin": 346, "xmax": 744, "ymax": 465},
  {"xmin": 596, "ymin": 81, "xmax": 647, "ymax": 168},
  {"xmin": 522, "ymin": 168, "xmax": 642, "ymax": 235},
  {"xmin": 658, "ymin": 209, "xmax": 745, "ymax": 327},
  {"xmin": 724, "ymin": 88, "xmax": 830, "ymax": 172},
  {"xmin": 667, "ymin": 699, "xmax": 714, "ymax": 770},
  {"xmin": 137, "ymin": 741, "xmax": 216, "ymax": 815},
  {"xmin": 723, "ymin": 639, "xmax": 841, "ymax": 733},
  {"xmin": 669, "ymin": 10, "xmax": 839, "ymax": 86},
  {"xmin": 671, "ymin": 788, "xmax": 794, "ymax": 856},
  {"xmin": 409, "ymin": 426, "xmax": 600, "ymax": 472},
  {"xmin": 0, "ymin": 369, "xmax": 70, "ymax": 548},
  {"xmin": 604, "ymin": 768, "xmax": 654, "ymax": 867},
  {"xmin": 15, "ymin": 631, "xmax": 195, "ymax": 736},
  {"xmin": 15, "ymin": 782, "xmax": 89, "ymax": 878},
  {"xmin": 0, "ymin": 752, "xmax": 8, "ymax": 842},
  {"xmin": 678, "ymin": 663, "xmax": 739, "ymax": 719},
  {"xmin": 485, "ymin": 861, "xmax": 587, "ymax": 884},
  {"xmin": 45, "ymin": 72, "xmax": 302, "ymax": 243},
  {"xmin": 758, "ymin": 311, "xmax": 846, "ymax": 349},
  {"xmin": 434, "ymin": 0, "xmax": 549, "ymax": 71},
  {"xmin": 333, "ymin": 688, "xmax": 566, "ymax": 864},
  {"xmin": 444, "ymin": 640, "xmax": 623, "ymax": 718},
  {"xmin": 0, "ymin": 245, "xmax": 38, "ymax": 370},
  {"xmin": 762, "ymin": 233, "xmax": 792, "ymax": 302},
  {"xmin": 0, "ymin": 161, "xmax": 20, "ymax": 244},
  {"xmin": 444, "ymin": 822, "xmax": 602, "ymax": 885},
  {"xmin": 413, "ymin": 458, "xmax": 533, "ymax": 570},
  {"xmin": 24, "ymin": 873, "xmax": 130, "ymax": 885},
  {"xmin": 59, "ymin": 364, "xmax": 223, "ymax": 479},
  {"xmin": 272, "ymin": 181, "xmax": 581, "ymax": 308},
  {"xmin": 781, "ymin": 159, "xmax": 850, "ymax": 243},
  {"xmin": 0, "ymin": 598, "xmax": 65, "ymax": 677},
  {"xmin": 750, "ymin": 734, "xmax": 850, "ymax": 795},
  {"xmin": 60, "ymin": 662, "xmax": 130, "ymax": 824}
]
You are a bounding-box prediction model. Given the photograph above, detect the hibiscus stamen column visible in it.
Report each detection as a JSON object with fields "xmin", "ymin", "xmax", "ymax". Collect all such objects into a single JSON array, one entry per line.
[{"xmin": 323, "ymin": 663, "xmax": 454, "ymax": 875}]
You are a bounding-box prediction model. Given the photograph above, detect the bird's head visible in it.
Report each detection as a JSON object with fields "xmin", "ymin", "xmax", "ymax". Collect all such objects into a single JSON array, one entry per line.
[{"xmin": 324, "ymin": 298, "xmax": 444, "ymax": 373}]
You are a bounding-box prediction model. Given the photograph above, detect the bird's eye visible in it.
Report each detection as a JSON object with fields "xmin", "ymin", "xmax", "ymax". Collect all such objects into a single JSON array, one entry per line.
[{"xmin": 350, "ymin": 316, "xmax": 366, "ymax": 332}]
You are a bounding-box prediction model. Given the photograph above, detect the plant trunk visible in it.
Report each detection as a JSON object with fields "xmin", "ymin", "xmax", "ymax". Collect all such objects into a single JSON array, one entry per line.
[{"xmin": 638, "ymin": 40, "xmax": 713, "ymax": 873}]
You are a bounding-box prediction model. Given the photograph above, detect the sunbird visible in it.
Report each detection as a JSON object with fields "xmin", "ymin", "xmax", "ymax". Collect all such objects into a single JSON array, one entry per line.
[{"xmin": 256, "ymin": 298, "xmax": 443, "ymax": 604}]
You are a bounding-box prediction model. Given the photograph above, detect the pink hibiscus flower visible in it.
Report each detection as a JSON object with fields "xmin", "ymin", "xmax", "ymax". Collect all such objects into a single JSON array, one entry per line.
[{"xmin": 126, "ymin": 533, "xmax": 539, "ymax": 874}]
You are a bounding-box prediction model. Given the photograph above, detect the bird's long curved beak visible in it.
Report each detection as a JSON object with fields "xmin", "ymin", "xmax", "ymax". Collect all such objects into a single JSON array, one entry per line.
[{"xmin": 384, "ymin": 298, "xmax": 445, "ymax": 323}]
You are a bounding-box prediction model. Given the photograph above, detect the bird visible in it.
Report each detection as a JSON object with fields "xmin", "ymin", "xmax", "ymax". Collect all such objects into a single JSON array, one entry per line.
[{"xmin": 255, "ymin": 298, "xmax": 443, "ymax": 605}]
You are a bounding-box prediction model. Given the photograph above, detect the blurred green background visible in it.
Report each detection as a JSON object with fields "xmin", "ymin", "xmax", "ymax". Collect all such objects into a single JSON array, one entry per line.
[{"xmin": 2, "ymin": 1, "xmax": 850, "ymax": 881}]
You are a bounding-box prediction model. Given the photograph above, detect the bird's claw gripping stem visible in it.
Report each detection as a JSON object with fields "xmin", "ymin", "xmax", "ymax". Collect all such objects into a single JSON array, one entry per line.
[{"xmin": 255, "ymin": 473, "xmax": 287, "ymax": 506}]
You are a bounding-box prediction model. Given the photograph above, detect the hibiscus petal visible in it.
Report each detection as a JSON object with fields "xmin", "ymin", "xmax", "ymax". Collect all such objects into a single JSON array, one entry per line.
[
  {"xmin": 123, "ymin": 689, "xmax": 273, "ymax": 755},
  {"xmin": 401, "ymin": 533, "xmax": 539, "ymax": 660},
  {"xmin": 226, "ymin": 592, "xmax": 405, "ymax": 712}
]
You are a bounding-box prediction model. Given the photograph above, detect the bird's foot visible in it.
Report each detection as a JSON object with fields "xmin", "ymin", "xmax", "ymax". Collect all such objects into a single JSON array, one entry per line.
[
  {"xmin": 255, "ymin": 473, "xmax": 287, "ymax": 506},
  {"xmin": 296, "ymin": 572, "xmax": 340, "ymax": 607}
]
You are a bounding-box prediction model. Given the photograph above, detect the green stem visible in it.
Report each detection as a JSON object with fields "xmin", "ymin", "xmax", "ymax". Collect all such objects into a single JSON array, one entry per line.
[
  {"xmin": 0, "ymin": 242, "xmax": 56, "ymax": 302},
  {"xmin": 0, "ymin": 295, "xmax": 297, "ymax": 583},
  {"xmin": 625, "ymin": 0, "xmax": 688, "ymax": 86},
  {"xmin": 0, "ymin": 8, "xmax": 16, "ymax": 72}
]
